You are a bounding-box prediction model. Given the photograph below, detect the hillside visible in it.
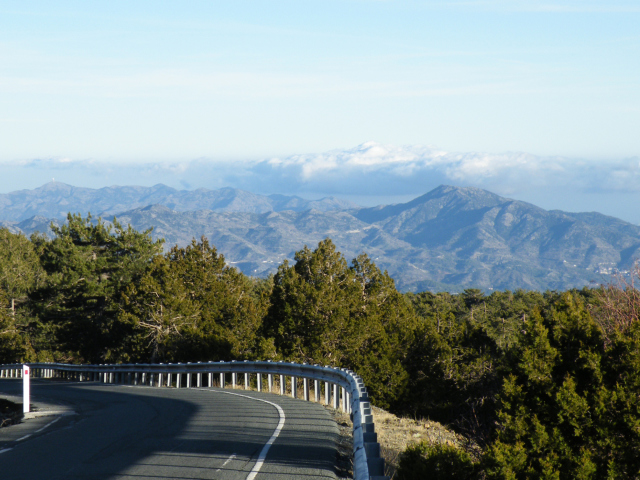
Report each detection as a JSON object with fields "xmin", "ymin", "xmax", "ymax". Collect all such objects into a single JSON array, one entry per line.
[{"xmin": 2, "ymin": 183, "xmax": 639, "ymax": 292}]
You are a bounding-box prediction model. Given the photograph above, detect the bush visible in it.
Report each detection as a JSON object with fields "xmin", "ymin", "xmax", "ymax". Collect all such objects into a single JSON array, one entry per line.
[{"xmin": 396, "ymin": 442, "xmax": 477, "ymax": 480}]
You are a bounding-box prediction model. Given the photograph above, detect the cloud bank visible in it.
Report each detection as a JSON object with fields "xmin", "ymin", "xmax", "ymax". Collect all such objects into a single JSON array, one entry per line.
[{"xmin": 3, "ymin": 142, "xmax": 640, "ymax": 222}]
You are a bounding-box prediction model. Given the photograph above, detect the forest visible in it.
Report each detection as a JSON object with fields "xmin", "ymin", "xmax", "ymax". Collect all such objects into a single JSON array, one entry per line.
[{"xmin": 1, "ymin": 214, "xmax": 640, "ymax": 479}]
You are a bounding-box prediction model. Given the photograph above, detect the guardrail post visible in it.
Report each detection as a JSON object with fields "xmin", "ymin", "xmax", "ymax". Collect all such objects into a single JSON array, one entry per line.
[
  {"xmin": 244, "ymin": 373, "xmax": 249, "ymax": 390},
  {"xmin": 280, "ymin": 375, "xmax": 285, "ymax": 395},
  {"xmin": 314, "ymin": 380, "xmax": 320, "ymax": 402},
  {"xmin": 220, "ymin": 372, "xmax": 225, "ymax": 388},
  {"xmin": 177, "ymin": 373, "xmax": 181, "ymax": 388},
  {"xmin": 291, "ymin": 376, "xmax": 297, "ymax": 398},
  {"xmin": 333, "ymin": 384, "xmax": 339, "ymax": 409},
  {"xmin": 325, "ymin": 381, "xmax": 330, "ymax": 405},
  {"xmin": 268, "ymin": 374, "xmax": 273, "ymax": 392},
  {"xmin": 232, "ymin": 372, "xmax": 237, "ymax": 388},
  {"xmin": 342, "ymin": 387, "xmax": 347, "ymax": 412},
  {"xmin": 186, "ymin": 372, "xmax": 191, "ymax": 388},
  {"xmin": 257, "ymin": 373, "xmax": 262, "ymax": 392},
  {"xmin": 303, "ymin": 378, "xmax": 309, "ymax": 401},
  {"xmin": 208, "ymin": 372, "xmax": 213, "ymax": 387},
  {"xmin": 197, "ymin": 372, "xmax": 202, "ymax": 388}
]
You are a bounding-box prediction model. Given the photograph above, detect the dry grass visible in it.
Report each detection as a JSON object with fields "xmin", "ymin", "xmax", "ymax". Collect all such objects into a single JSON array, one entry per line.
[
  {"xmin": 326, "ymin": 404, "xmax": 470, "ymax": 479},
  {"xmin": 371, "ymin": 406, "xmax": 470, "ymax": 478},
  {"xmin": 326, "ymin": 404, "xmax": 473, "ymax": 479}
]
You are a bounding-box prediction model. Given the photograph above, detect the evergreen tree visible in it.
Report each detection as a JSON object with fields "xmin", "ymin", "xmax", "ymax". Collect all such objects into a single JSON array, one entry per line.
[
  {"xmin": 31, "ymin": 214, "xmax": 163, "ymax": 362},
  {"xmin": 119, "ymin": 237, "xmax": 268, "ymax": 363},
  {"xmin": 0, "ymin": 229, "xmax": 46, "ymax": 362},
  {"xmin": 483, "ymin": 291, "xmax": 640, "ymax": 479},
  {"xmin": 263, "ymin": 238, "xmax": 414, "ymax": 408}
]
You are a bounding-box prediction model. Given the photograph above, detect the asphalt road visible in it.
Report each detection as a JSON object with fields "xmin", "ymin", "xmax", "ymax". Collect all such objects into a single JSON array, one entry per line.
[{"xmin": 0, "ymin": 379, "xmax": 339, "ymax": 480}]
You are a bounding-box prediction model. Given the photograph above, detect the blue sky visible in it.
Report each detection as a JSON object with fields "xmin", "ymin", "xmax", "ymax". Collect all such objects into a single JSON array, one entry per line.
[{"xmin": 1, "ymin": 1, "xmax": 640, "ymax": 220}]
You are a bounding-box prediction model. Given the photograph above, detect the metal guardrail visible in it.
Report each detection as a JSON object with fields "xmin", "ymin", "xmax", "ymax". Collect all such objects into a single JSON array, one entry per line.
[{"xmin": 0, "ymin": 360, "xmax": 389, "ymax": 480}]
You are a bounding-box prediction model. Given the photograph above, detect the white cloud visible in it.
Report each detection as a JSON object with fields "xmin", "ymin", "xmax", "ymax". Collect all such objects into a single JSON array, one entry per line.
[
  {"xmin": 4, "ymin": 142, "xmax": 640, "ymax": 202},
  {"xmin": 254, "ymin": 142, "xmax": 640, "ymax": 197}
]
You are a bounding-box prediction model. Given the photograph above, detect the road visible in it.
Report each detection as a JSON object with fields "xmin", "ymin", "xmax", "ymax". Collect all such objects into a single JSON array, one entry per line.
[{"xmin": 0, "ymin": 379, "xmax": 339, "ymax": 480}]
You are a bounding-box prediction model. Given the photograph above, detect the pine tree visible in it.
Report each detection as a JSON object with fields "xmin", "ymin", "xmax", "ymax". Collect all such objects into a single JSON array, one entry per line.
[
  {"xmin": 263, "ymin": 238, "xmax": 414, "ymax": 407},
  {"xmin": 32, "ymin": 214, "xmax": 163, "ymax": 362}
]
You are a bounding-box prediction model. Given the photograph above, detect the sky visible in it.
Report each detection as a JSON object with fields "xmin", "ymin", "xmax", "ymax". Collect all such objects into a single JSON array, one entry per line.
[{"xmin": 1, "ymin": 1, "xmax": 640, "ymax": 221}]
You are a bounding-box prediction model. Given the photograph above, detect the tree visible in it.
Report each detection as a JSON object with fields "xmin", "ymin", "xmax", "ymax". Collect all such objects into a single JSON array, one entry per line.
[
  {"xmin": 31, "ymin": 213, "xmax": 163, "ymax": 363},
  {"xmin": 404, "ymin": 291, "xmax": 501, "ymax": 443},
  {"xmin": 0, "ymin": 229, "xmax": 46, "ymax": 362},
  {"xmin": 263, "ymin": 238, "xmax": 414, "ymax": 408},
  {"xmin": 119, "ymin": 237, "xmax": 269, "ymax": 363},
  {"xmin": 483, "ymin": 291, "xmax": 640, "ymax": 479}
]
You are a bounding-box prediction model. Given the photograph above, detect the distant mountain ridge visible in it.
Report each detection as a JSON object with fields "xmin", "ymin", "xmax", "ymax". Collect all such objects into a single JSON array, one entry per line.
[
  {"xmin": 2, "ymin": 182, "xmax": 639, "ymax": 293},
  {"xmin": 0, "ymin": 182, "xmax": 358, "ymax": 222}
]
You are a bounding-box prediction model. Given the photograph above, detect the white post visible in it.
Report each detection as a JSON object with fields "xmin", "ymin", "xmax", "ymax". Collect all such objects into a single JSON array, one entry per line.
[
  {"xmin": 257, "ymin": 374, "xmax": 262, "ymax": 392},
  {"xmin": 244, "ymin": 373, "xmax": 249, "ymax": 390},
  {"xmin": 280, "ymin": 375, "xmax": 285, "ymax": 395},
  {"xmin": 325, "ymin": 381, "xmax": 330, "ymax": 405},
  {"xmin": 314, "ymin": 380, "xmax": 320, "ymax": 402},
  {"xmin": 292, "ymin": 376, "xmax": 297, "ymax": 398},
  {"xmin": 197, "ymin": 373, "xmax": 202, "ymax": 388},
  {"xmin": 268, "ymin": 374, "xmax": 273, "ymax": 392},
  {"xmin": 342, "ymin": 387, "xmax": 347, "ymax": 412},
  {"xmin": 23, "ymin": 365, "xmax": 30, "ymax": 413},
  {"xmin": 303, "ymin": 378, "xmax": 309, "ymax": 401},
  {"xmin": 208, "ymin": 372, "xmax": 213, "ymax": 387},
  {"xmin": 220, "ymin": 372, "xmax": 225, "ymax": 388},
  {"xmin": 333, "ymin": 384, "xmax": 339, "ymax": 409}
]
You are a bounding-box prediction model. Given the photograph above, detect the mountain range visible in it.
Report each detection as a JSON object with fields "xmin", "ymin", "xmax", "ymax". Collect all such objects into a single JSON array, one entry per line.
[{"xmin": 2, "ymin": 182, "xmax": 638, "ymax": 293}]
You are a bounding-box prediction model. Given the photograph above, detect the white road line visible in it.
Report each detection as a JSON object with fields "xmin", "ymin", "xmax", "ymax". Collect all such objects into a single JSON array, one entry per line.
[
  {"xmin": 209, "ymin": 390, "xmax": 286, "ymax": 480},
  {"xmin": 0, "ymin": 448, "xmax": 13, "ymax": 454},
  {"xmin": 35, "ymin": 416, "xmax": 61, "ymax": 433},
  {"xmin": 215, "ymin": 453, "xmax": 237, "ymax": 472},
  {"xmin": 16, "ymin": 434, "xmax": 32, "ymax": 442}
]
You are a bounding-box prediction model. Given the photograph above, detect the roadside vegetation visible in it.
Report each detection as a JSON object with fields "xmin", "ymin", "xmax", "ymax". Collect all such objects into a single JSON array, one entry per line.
[{"xmin": 2, "ymin": 215, "xmax": 640, "ymax": 478}]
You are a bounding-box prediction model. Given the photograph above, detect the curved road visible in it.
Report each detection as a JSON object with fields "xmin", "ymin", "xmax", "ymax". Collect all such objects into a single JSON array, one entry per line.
[{"xmin": 0, "ymin": 379, "xmax": 339, "ymax": 480}]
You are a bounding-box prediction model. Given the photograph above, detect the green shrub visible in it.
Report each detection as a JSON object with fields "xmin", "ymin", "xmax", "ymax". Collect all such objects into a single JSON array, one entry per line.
[{"xmin": 396, "ymin": 442, "xmax": 477, "ymax": 480}]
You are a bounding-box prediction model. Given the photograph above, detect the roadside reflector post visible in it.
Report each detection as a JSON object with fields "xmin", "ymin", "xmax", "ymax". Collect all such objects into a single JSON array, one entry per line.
[{"xmin": 23, "ymin": 364, "xmax": 30, "ymax": 413}]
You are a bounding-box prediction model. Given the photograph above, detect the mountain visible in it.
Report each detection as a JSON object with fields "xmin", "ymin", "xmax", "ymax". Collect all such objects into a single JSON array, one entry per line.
[
  {"xmin": 2, "ymin": 183, "xmax": 639, "ymax": 292},
  {"xmin": 0, "ymin": 182, "xmax": 358, "ymax": 222}
]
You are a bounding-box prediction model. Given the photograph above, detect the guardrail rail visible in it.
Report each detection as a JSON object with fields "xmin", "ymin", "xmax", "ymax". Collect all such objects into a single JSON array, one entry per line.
[{"xmin": 0, "ymin": 360, "xmax": 389, "ymax": 480}]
